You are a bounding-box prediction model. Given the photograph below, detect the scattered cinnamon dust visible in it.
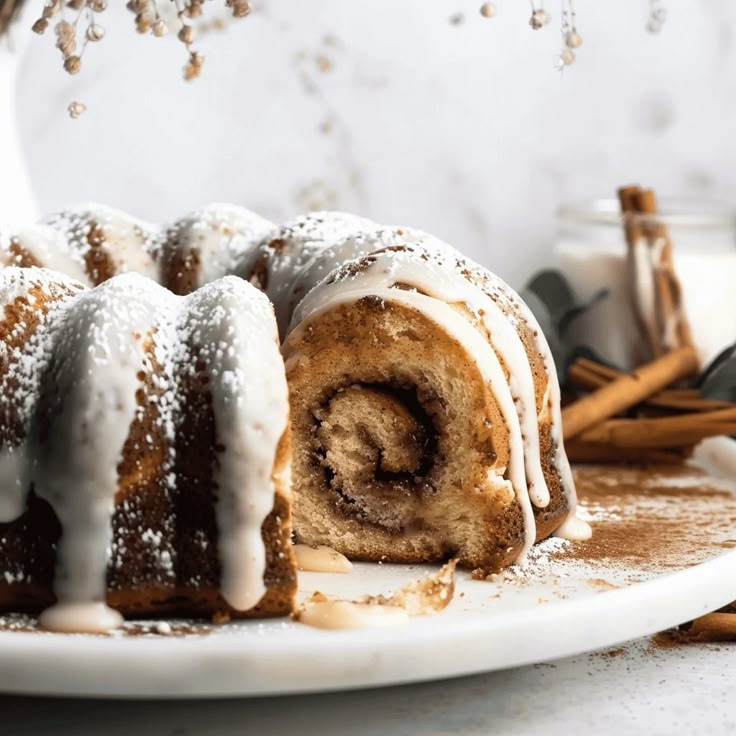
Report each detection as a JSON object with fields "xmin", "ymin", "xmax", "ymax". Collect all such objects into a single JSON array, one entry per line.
[
  {"xmin": 553, "ymin": 466, "xmax": 736, "ymax": 573},
  {"xmin": 599, "ymin": 647, "xmax": 626, "ymax": 658},
  {"xmin": 585, "ymin": 578, "xmax": 618, "ymax": 591}
]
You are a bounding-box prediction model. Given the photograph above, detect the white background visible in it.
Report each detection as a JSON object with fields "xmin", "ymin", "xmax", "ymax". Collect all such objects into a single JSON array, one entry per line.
[
  {"xmin": 14, "ymin": 0, "xmax": 736, "ymax": 286},
  {"xmin": 5, "ymin": 5, "xmax": 736, "ymax": 732}
]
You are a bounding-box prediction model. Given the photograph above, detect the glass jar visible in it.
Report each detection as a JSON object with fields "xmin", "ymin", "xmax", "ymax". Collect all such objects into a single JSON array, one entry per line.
[{"xmin": 555, "ymin": 198, "xmax": 736, "ymax": 370}]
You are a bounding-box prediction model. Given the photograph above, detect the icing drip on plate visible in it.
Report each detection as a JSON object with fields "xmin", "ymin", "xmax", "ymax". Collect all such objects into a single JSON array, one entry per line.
[
  {"xmin": 298, "ymin": 600, "xmax": 409, "ymax": 630},
  {"xmin": 294, "ymin": 544, "xmax": 353, "ymax": 573},
  {"xmin": 295, "ymin": 560, "xmax": 457, "ymax": 630}
]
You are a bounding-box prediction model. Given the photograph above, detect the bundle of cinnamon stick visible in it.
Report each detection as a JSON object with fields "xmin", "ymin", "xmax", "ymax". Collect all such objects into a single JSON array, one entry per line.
[
  {"xmin": 619, "ymin": 185, "xmax": 693, "ymax": 360},
  {"xmin": 561, "ymin": 185, "xmax": 736, "ymax": 464}
]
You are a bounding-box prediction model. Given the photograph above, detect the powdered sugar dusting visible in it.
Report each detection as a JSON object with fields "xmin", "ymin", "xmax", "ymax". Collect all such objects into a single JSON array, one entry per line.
[{"xmin": 165, "ymin": 204, "xmax": 276, "ymax": 288}]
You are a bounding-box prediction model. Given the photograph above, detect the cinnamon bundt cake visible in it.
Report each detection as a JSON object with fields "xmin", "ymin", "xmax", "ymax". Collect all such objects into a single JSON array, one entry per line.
[{"xmin": 0, "ymin": 204, "xmax": 587, "ymax": 630}]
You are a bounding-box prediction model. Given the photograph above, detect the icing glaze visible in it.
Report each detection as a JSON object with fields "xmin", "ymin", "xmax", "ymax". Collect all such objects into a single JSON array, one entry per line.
[
  {"xmin": 179, "ymin": 278, "xmax": 289, "ymax": 610},
  {"xmin": 484, "ymin": 270, "xmax": 589, "ymax": 536},
  {"xmin": 256, "ymin": 211, "xmax": 378, "ymax": 335},
  {"xmin": 297, "ymin": 600, "xmax": 409, "ymax": 630},
  {"xmin": 164, "ymin": 204, "xmax": 276, "ymax": 289},
  {"xmin": 6, "ymin": 224, "xmax": 91, "ymax": 285},
  {"xmin": 553, "ymin": 513, "xmax": 593, "ymax": 541},
  {"xmin": 293, "ymin": 544, "xmax": 353, "ymax": 574},
  {"xmin": 44, "ymin": 205, "xmax": 162, "ymax": 283},
  {"xmin": 0, "ymin": 268, "xmax": 84, "ymax": 521},
  {"xmin": 280, "ymin": 224, "xmax": 456, "ymax": 333},
  {"xmin": 29, "ymin": 274, "xmax": 172, "ymax": 631},
  {"xmin": 38, "ymin": 601, "xmax": 124, "ymax": 634}
]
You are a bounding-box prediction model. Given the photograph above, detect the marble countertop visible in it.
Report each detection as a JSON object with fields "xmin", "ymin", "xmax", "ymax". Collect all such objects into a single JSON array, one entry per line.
[{"xmin": 3, "ymin": 635, "xmax": 735, "ymax": 736}]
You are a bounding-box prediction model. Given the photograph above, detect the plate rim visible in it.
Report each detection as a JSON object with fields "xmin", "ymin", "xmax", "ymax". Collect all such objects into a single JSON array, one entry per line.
[{"xmin": 1, "ymin": 548, "xmax": 736, "ymax": 699}]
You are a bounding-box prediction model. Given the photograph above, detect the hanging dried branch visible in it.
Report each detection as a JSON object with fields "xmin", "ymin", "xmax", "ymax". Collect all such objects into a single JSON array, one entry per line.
[{"xmin": 0, "ymin": 0, "xmax": 26, "ymax": 36}]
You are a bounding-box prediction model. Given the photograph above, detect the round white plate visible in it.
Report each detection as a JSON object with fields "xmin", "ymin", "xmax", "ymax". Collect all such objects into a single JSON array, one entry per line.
[{"xmin": 2, "ymin": 460, "xmax": 736, "ymax": 698}]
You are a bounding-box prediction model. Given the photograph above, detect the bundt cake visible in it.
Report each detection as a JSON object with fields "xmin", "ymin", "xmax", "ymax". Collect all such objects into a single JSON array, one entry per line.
[{"xmin": 0, "ymin": 203, "xmax": 588, "ymax": 631}]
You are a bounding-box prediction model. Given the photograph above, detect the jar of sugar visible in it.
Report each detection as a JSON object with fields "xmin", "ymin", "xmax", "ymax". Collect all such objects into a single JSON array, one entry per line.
[{"xmin": 555, "ymin": 198, "xmax": 736, "ymax": 371}]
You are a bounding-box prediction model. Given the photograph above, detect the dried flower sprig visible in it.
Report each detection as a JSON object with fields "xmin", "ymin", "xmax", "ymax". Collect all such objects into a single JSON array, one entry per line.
[
  {"xmin": 29, "ymin": 0, "xmax": 252, "ymax": 85},
  {"xmin": 1, "ymin": 0, "xmax": 25, "ymax": 36},
  {"xmin": 528, "ymin": 0, "xmax": 550, "ymax": 30},
  {"xmin": 556, "ymin": 0, "xmax": 582, "ymax": 69},
  {"xmin": 646, "ymin": 0, "xmax": 666, "ymax": 33},
  {"xmin": 67, "ymin": 99, "xmax": 86, "ymax": 117}
]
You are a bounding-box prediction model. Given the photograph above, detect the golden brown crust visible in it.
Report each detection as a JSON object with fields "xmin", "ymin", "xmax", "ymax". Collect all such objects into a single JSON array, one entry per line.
[
  {"xmin": 0, "ymin": 489, "xmax": 295, "ymax": 619},
  {"xmin": 6, "ymin": 240, "xmax": 43, "ymax": 269},
  {"xmin": 160, "ymin": 241, "xmax": 202, "ymax": 295},
  {"xmin": 83, "ymin": 222, "xmax": 118, "ymax": 285}
]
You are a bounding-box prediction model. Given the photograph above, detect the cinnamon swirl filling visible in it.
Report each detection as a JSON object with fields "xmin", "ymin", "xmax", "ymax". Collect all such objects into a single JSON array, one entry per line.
[{"xmin": 313, "ymin": 383, "xmax": 439, "ymax": 531}]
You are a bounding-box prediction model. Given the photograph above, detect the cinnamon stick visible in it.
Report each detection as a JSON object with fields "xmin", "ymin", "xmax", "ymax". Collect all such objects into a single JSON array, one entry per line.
[
  {"xmin": 618, "ymin": 185, "xmax": 695, "ymax": 360},
  {"xmin": 566, "ymin": 360, "xmax": 732, "ymax": 413},
  {"xmin": 572, "ymin": 356, "xmax": 705, "ymax": 397},
  {"xmin": 577, "ymin": 409, "xmax": 736, "ymax": 448},
  {"xmin": 565, "ymin": 441, "xmax": 692, "ymax": 465},
  {"xmin": 619, "ymin": 184, "xmax": 662, "ymax": 358},
  {"xmin": 635, "ymin": 188, "xmax": 694, "ymax": 352},
  {"xmin": 562, "ymin": 346, "xmax": 700, "ymax": 441},
  {"xmin": 685, "ymin": 612, "xmax": 736, "ymax": 642}
]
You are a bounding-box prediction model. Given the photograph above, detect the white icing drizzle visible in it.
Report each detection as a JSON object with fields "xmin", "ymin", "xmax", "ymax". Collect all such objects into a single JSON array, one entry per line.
[
  {"xmin": 28, "ymin": 274, "xmax": 174, "ymax": 631},
  {"xmin": 180, "ymin": 277, "xmax": 289, "ymax": 611},
  {"xmin": 553, "ymin": 513, "xmax": 593, "ymax": 541},
  {"xmin": 39, "ymin": 601, "xmax": 123, "ymax": 634},
  {"xmin": 291, "ymin": 260, "xmax": 538, "ymax": 562},
  {"xmin": 44, "ymin": 205, "xmax": 162, "ymax": 282},
  {"xmin": 282, "ymin": 225, "xmax": 457, "ymax": 331},
  {"xmin": 6, "ymin": 224, "xmax": 92, "ymax": 285},
  {"xmin": 165, "ymin": 204, "xmax": 275, "ymax": 289},
  {"xmin": 480, "ymin": 269, "xmax": 590, "ymax": 535},
  {"xmin": 0, "ymin": 267, "xmax": 287, "ymax": 631},
  {"xmin": 260, "ymin": 211, "xmax": 378, "ymax": 335},
  {"xmin": 1, "ymin": 204, "xmax": 274, "ymax": 298}
]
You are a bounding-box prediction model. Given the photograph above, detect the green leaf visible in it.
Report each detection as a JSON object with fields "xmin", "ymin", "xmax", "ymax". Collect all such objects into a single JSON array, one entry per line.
[
  {"xmin": 522, "ymin": 268, "xmax": 614, "ymax": 379},
  {"xmin": 558, "ymin": 288, "xmax": 609, "ymax": 338},
  {"xmin": 699, "ymin": 342, "xmax": 736, "ymax": 401},
  {"xmin": 524, "ymin": 270, "xmax": 576, "ymax": 322}
]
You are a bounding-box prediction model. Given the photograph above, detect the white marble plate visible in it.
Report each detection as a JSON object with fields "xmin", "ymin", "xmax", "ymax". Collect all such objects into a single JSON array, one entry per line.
[{"xmin": 1, "ymin": 457, "xmax": 736, "ymax": 699}]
